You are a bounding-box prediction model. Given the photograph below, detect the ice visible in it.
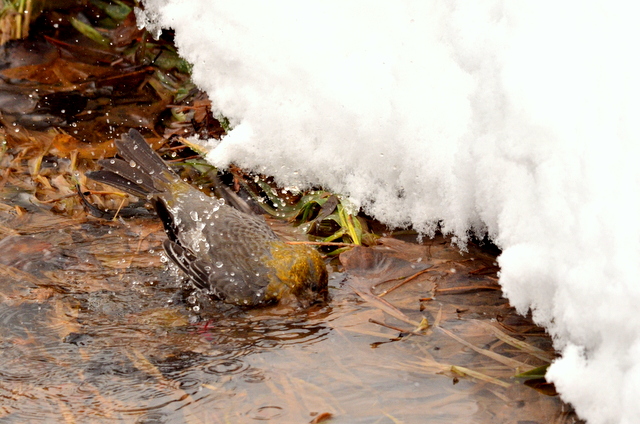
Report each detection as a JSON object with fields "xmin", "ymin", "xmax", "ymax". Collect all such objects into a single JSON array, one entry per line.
[{"xmin": 138, "ymin": 1, "xmax": 640, "ymax": 423}]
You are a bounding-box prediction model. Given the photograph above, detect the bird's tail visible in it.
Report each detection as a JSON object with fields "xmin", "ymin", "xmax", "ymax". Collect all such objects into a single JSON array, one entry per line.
[
  {"xmin": 88, "ymin": 129, "xmax": 256, "ymax": 215},
  {"xmin": 87, "ymin": 129, "xmax": 176, "ymax": 198}
]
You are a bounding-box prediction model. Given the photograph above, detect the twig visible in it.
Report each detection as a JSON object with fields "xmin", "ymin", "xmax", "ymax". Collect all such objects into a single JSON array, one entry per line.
[
  {"xmin": 451, "ymin": 365, "xmax": 511, "ymax": 388},
  {"xmin": 85, "ymin": 190, "xmax": 129, "ymax": 196},
  {"xmin": 435, "ymin": 285, "xmax": 500, "ymax": 294},
  {"xmin": 368, "ymin": 318, "xmax": 410, "ymax": 334},
  {"xmin": 477, "ymin": 321, "xmax": 555, "ymax": 362},
  {"xmin": 112, "ymin": 197, "xmax": 127, "ymax": 221},
  {"xmin": 469, "ymin": 265, "xmax": 500, "ymax": 275},
  {"xmin": 375, "ymin": 267, "xmax": 433, "ymax": 297},
  {"xmin": 351, "ymin": 286, "xmax": 422, "ymax": 328},
  {"xmin": 436, "ymin": 326, "xmax": 533, "ymax": 371},
  {"xmin": 35, "ymin": 193, "xmax": 78, "ymax": 204},
  {"xmin": 167, "ymin": 155, "xmax": 201, "ymax": 162},
  {"xmin": 286, "ymin": 241, "xmax": 354, "ymax": 247}
]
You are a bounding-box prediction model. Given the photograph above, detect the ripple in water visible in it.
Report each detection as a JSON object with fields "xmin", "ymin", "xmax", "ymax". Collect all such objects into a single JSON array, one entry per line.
[
  {"xmin": 203, "ymin": 358, "xmax": 249, "ymax": 375},
  {"xmin": 135, "ymin": 411, "xmax": 170, "ymax": 424},
  {"xmin": 250, "ymin": 406, "xmax": 284, "ymax": 421},
  {"xmin": 196, "ymin": 308, "xmax": 332, "ymax": 353}
]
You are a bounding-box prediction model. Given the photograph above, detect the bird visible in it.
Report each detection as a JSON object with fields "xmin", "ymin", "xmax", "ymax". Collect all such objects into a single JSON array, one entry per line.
[{"xmin": 86, "ymin": 129, "xmax": 328, "ymax": 307}]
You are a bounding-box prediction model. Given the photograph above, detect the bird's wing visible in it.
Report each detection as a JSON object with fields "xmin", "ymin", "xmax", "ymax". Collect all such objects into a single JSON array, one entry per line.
[
  {"xmin": 163, "ymin": 239, "xmax": 209, "ymax": 290},
  {"xmin": 163, "ymin": 239, "xmax": 270, "ymax": 306}
]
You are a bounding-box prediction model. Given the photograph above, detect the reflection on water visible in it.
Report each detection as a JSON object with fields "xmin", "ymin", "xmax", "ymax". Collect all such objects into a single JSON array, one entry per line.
[
  {"xmin": 0, "ymin": 210, "xmax": 582, "ymax": 424},
  {"xmin": 0, "ymin": 287, "xmax": 333, "ymax": 423},
  {"xmin": 0, "ymin": 224, "xmax": 334, "ymax": 423}
]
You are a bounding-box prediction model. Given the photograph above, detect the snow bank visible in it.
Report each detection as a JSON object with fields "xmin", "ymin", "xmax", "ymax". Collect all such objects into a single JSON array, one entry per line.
[{"xmin": 138, "ymin": 1, "xmax": 640, "ymax": 422}]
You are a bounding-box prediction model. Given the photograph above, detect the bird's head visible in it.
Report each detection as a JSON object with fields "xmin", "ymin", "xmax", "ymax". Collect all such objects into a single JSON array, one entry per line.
[{"xmin": 263, "ymin": 242, "xmax": 329, "ymax": 307}]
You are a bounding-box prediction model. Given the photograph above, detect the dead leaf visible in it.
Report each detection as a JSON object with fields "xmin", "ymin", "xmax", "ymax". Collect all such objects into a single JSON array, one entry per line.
[
  {"xmin": 51, "ymin": 133, "xmax": 117, "ymax": 159},
  {"xmin": 1, "ymin": 57, "xmax": 113, "ymax": 86}
]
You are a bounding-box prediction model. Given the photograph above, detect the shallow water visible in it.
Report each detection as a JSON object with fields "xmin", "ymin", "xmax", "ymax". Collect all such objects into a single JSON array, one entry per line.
[{"xmin": 0, "ymin": 207, "xmax": 581, "ymax": 424}]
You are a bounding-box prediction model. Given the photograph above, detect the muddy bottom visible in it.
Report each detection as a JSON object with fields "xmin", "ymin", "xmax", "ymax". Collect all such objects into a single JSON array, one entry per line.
[{"xmin": 0, "ymin": 204, "xmax": 581, "ymax": 424}]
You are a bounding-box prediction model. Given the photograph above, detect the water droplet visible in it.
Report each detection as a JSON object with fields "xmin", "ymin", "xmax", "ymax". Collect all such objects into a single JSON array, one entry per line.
[
  {"xmin": 215, "ymin": 261, "xmax": 223, "ymax": 268},
  {"xmin": 129, "ymin": 160, "xmax": 136, "ymax": 167},
  {"xmin": 190, "ymin": 211, "xmax": 199, "ymax": 221}
]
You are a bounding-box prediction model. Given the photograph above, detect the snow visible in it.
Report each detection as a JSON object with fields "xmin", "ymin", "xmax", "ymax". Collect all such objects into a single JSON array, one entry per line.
[{"xmin": 137, "ymin": 2, "xmax": 640, "ymax": 423}]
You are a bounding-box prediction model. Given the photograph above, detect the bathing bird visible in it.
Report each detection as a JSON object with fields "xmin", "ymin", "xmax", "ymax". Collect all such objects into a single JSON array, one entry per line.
[{"xmin": 87, "ymin": 129, "xmax": 328, "ymax": 307}]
